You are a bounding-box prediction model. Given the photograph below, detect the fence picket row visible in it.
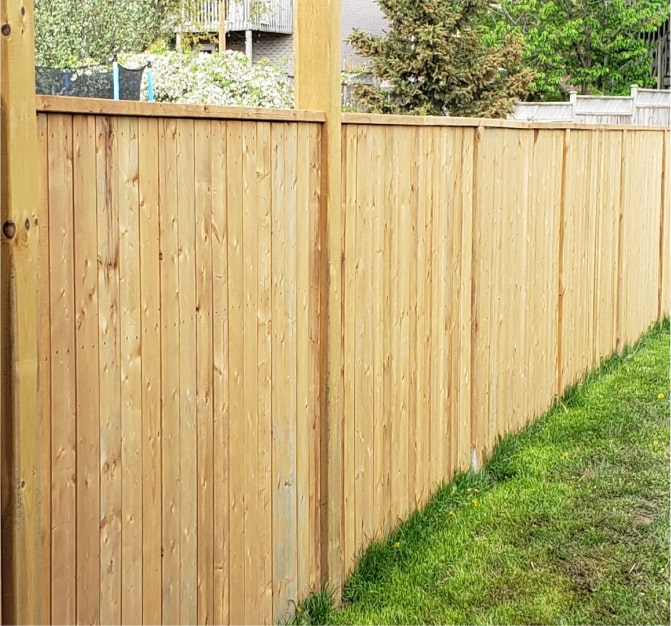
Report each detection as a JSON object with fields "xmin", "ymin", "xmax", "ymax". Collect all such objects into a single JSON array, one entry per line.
[{"xmin": 17, "ymin": 101, "xmax": 671, "ymax": 624}]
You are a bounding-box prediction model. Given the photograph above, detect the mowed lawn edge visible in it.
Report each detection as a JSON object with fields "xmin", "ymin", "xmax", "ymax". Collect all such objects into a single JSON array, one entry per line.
[{"xmin": 291, "ymin": 320, "xmax": 670, "ymax": 626}]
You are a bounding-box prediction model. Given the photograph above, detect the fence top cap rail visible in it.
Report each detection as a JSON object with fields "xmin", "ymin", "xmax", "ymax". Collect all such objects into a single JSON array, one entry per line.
[
  {"xmin": 342, "ymin": 111, "xmax": 671, "ymax": 131},
  {"xmin": 36, "ymin": 94, "xmax": 326, "ymax": 123}
]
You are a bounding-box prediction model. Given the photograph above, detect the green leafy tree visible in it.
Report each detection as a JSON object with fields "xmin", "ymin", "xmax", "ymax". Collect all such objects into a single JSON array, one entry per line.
[
  {"xmin": 348, "ymin": 0, "xmax": 535, "ymax": 117},
  {"xmin": 490, "ymin": 0, "xmax": 668, "ymax": 99},
  {"xmin": 35, "ymin": 0, "xmax": 187, "ymax": 67}
]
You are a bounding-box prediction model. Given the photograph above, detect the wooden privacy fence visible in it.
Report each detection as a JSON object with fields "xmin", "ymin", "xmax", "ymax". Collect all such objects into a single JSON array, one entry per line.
[
  {"xmin": 3, "ymin": 95, "xmax": 669, "ymax": 625},
  {"xmin": 30, "ymin": 98, "xmax": 324, "ymax": 626},
  {"xmin": 335, "ymin": 117, "xmax": 670, "ymax": 575}
]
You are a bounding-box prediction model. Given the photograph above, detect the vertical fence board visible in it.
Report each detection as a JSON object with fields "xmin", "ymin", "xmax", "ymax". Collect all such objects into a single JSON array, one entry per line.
[
  {"xmin": 594, "ymin": 131, "xmax": 622, "ymax": 362},
  {"xmin": 226, "ymin": 121, "xmax": 245, "ymax": 626},
  {"xmin": 457, "ymin": 128, "xmax": 474, "ymax": 470},
  {"xmin": 415, "ymin": 127, "xmax": 433, "ymax": 500},
  {"xmin": 137, "ymin": 117, "xmax": 162, "ymax": 626},
  {"xmin": 342, "ymin": 124, "xmax": 357, "ymax": 568},
  {"xmin": 284, "ymin": 122, "xmax": 300, "ymax": 613},
  {"xmin": 48, "ymin": 114, "xmax": 77, "ymax": 626},
  {"xmin": 471, "ymin": 127, "xmax": 491, "ymax": 464},
  {"xmin": 159, "ymin": 117, "xmax": 181, "ymax": 625},
  {"xmin": 97, "ymin": 115, "xmax": 122, "ymax": 626},
  {"xmin": 118, "ymin": 116, "xmax": 143, "ymax": 625},
  {"xmin": 307, "ymin": 123, "xmax": 323, "ymax": 590},
  {"xmin": 407, "ymin": 128, "xmax": 419, "ymax": 509},
  {"xmin": 241, "ymin": 122, "xmax": 260, "ymax": 624},
  {"xmin": 270, "ymin": 122, "xmax": 297, "ymax": 621},
  {"xmin": 256, "ymin": 121, "xmax": 274, "ymax": 618},
  {"xmin": 353, "ymin": 125, "xmax": 374, "ymax": 550},
  {"xmin": 446, "ymin": 128, "xmax": 461, "ymax": 472},
  {"xmin": 372, "ymin": 126, "xmax": 387, "ymax": 526},
  {"xmin": 177, "ymin": 118, "xmax": 198, "ymax": 626},
  {"xmin": 211, "ymin": 119, "xmax": 230, "ymax": 626},
  {"xmin": 429, "ymin": 128, "xmax": 445, "ymax": 485},
  {"xmin": 388, "ymin": 128, "xmax": 401, "ymax": 517},
  {"xmin": 529, "ymin": 131, "xmax": 562, "ymax": 418},
  {"xmin": 73, "ymin": 114, "xmax": 100, "ymax": 626},
  {"xmin": 36, "ymin": 113, "xmax": 53, "ymax": 626},
  {"xmin": 398, "ymin": 127, "xmax": 411, "ymax": 515},
  {"xmin": 194, "ymin": 120, "xmax": 214, "ymax": 626},
  {"xmin": 296, "ymin": 122, "xmax": 312, "ymax": 599},
  {"xmin": 270, "ymin": 122, "xmax": 287, "ymax": 620},
  {"xmin": 381, "ymin": 126, "xmax": 393, "ymax": 534}
]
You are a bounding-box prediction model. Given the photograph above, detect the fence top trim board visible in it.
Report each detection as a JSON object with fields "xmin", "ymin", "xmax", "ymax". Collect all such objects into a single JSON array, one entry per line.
[
  {"xmin": 342, "ymin": 111, "xmax": 671, "ymax": 131},
  {"xmin": 35, "ymin": 94, "xmax": 326, "ymax": 122},
  {"xmin": 35, "ymin": 95, "xmax": 670, "ymax": 130}
]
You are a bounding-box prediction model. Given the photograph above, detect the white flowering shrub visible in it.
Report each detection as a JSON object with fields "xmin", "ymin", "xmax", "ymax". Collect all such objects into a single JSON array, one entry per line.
[{"xmin": 122, "ymin": 51, "xmax": 294, "ymax": 108}]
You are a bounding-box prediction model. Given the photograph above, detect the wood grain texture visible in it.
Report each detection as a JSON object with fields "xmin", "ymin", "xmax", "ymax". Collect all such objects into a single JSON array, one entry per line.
[
  {"xmin": 24, "ymin": 105, "xmax": 668, "ymax": 626},
  {"xmin": 194, "ymin": 120, "xmax": 214, "ymax": 626},
  {"xmin": 159, "ymin": 117, "xmax": 181, "ymax": 625},
  {"xmin": 36, "ymin": 113, "xmax": 54, "ymax": 626},
  {"xmin": 118, "ymin": 115, "xmax": 144, "ymax": 625},
  {"xmin": 137, "ymin": 117, "xmax": 162, "ymax": 626},
  {"xmin": 73, "ymin": 114, "xmax": 101, "ymax": 626},
  {"xmin": 48, "ymin": 114, "xmax": 77, "ymax": 625},
  {"xmin": 211, "ymin": 119, "xmax": 231, "ymax": 626},
  {"xmin": 271, "ymin": 122, "xmax": 297, "ymax": 623},
  {"xmin": 177, "ymin": 118, "xmax": 198, "ymax": 626},
  {"xmin": 1, "ymin": 3, "xmax": 44, "ymax": 621},
  {"xmin": 256, "ymin": 122, "xmax": 274, "ymax": 618},
  {"xmin": 96, "ymin": 115, "xmax": 122, "ymax": 626},
  {"xmin": 36, "ymin": 94, "xmax": 326, "ymax": 121},
  {"xmin": 226, "ymin": 120, "xmax": 245, "ymax": 626}
]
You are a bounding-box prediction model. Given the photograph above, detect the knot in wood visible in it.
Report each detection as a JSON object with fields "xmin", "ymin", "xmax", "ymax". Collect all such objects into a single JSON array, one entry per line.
[{"xmin": 3, "ymin": 220, "xmax": 16, "ymax": 239}]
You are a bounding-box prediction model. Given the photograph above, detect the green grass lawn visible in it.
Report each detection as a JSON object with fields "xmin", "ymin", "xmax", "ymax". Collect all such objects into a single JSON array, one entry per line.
[{"xmin": 294, "ymin": 321, "xmax": 670, "ymax": 625}]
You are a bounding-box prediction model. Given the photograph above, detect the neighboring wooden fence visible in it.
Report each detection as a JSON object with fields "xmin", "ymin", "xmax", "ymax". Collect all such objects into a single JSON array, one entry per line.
[{"xmin": 4, "ymin": 96, "xmax": 670, "ymax": 625}]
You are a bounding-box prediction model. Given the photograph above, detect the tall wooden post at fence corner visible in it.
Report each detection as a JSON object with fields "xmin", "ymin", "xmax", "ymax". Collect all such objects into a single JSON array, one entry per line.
[
  {"xmin": 294, "ymin": 0, "xmax": 344, "ymax": 597},
  {"xmin": 0, "ymin": 0, "xmax": 46, "ymax": 624}
]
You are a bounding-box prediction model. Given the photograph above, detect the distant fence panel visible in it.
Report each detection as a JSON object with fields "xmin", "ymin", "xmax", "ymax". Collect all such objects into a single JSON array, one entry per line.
[
  {"xmin": 19, "ymin": 101, "xmax": 670, "ymax": 625},
  {"xmin": 36, "ymin": 105, "xmax": 323, "ymax": 626},
  {"xmin": 337, "ymin": 116, "xmax": 669, "ymax": 585},
  {"xmin": 618, "ymin": 130, "xmax": 666, "ymax": 346},
  {"xmin": 511, "ymin": 87, "xmax": 671, "ymax": 127}
]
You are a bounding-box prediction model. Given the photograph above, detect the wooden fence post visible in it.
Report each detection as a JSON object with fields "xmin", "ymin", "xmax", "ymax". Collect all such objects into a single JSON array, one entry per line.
[
  {"xmin": 294, "ymin": 0, "xmax": 344, "ymax": 594},
  {"xmin": 0, "ymin": 0, "xmax": 45, "ymax": 623}
]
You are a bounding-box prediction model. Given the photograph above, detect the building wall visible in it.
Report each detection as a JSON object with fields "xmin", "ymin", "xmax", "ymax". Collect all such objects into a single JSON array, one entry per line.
[
  {"xmin": 226, "ymin": 31, "xmax": 294, "ymax": 74},
  {"xmin": 341, "ymin": 0, "xmax": 388, "ymax": 67},
  {"xmin": 224, "ymin": 0, "xmax": 389, "ymax": 74}
]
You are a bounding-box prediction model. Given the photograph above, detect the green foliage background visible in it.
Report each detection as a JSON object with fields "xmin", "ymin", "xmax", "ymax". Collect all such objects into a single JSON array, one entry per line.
[
  {"xmin": 34, "ymin": 0, "xmax": 183, "ymax": 66},
  {"xmin": 489, "ymin": 0, "xmax": 669, "ymax": 99},
  {"xmin": 348, "ymin": 0, "xmax": 535, "ymax": 117}
]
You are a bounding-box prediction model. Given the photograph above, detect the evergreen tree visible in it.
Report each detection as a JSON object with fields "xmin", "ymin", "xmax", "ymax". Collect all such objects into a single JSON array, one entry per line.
[{"xmin": 348, "ymin": 0, "xmax": 535, "ymax": 117}]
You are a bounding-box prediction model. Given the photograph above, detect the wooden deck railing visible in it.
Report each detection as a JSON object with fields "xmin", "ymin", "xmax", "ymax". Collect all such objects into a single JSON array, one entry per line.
[{"xmin": 178, "ymin": 0, "xmax": 293, "ymax": 34}]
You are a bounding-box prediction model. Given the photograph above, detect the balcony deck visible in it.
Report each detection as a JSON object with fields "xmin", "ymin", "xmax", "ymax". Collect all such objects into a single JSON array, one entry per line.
[{"xmin": 179, "ymin": 0, "xmax": 293, "ymax": 34}]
